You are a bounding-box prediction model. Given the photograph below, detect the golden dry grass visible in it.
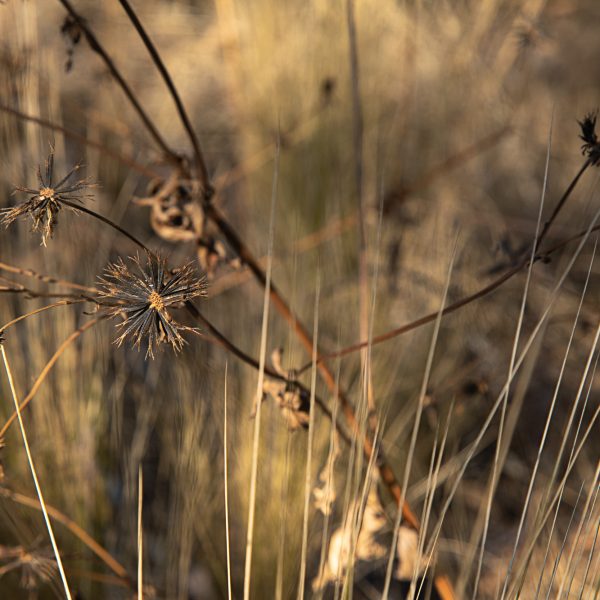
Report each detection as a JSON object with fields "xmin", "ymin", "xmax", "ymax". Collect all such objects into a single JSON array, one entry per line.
[{"xmin": 0, "ymin": 1, "xmax": 599, "ymax": 598}]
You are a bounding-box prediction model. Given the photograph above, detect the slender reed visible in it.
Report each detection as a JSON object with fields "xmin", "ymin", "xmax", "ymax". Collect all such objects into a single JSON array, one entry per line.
[
  {"xmin": 297, "ymin": 272, "xmax": 320, "ymax": 600},
  {"xmin": 137, "ymin": 466, "xmax": 143, "ymax": 600},
  {"xmin": 1, "ymin": 345, "xmax": 72, "ymax": 600},
  {"xmin": 242, "ymin": 143, "xmax": 278, "ymax": 600},
  {"xmin": 223, "ymin": 364, "xmax": 233, "ymax": 600}
]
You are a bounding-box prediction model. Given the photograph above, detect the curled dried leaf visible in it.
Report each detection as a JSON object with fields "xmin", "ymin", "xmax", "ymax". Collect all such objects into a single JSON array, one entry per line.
[
  {"xmin": 260, "ymin": 348, "xmax": 310, "ymax": 429},
  {"xmin": 197, "ymin": 236, "xmax": 228, "ymax": 278},
  {"xmin": 135, "ymin": 173, "xmax": 204, "ymax": 242},
  {"xmin": 313, "ymin": 430, "xmax": 340, "ymax": 516},
  {"xmin": 313, "ymin": 476, "xmax": 389, "ymax": 590},
  {"xmin": 395, "ymin": 526, "xmax": 424, "ymax": 580}
]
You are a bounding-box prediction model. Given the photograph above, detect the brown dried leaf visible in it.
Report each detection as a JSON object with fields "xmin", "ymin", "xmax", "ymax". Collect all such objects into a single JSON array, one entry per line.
[
  {"xmin": 135, "ymin": 173, "xmax": 204, "ymax": 243},
  {"xmin": 313, "ymin": 431, "xmax": 340, "ymax": 516},
  {"xmin": 395, "ymin": 526, "xmax": 424, "ymax": 580}
]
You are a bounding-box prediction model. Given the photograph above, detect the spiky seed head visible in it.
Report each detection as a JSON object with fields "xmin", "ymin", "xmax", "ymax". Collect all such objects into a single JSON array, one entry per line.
[
  {"xmin": 0, "ymin": 147, "xmax": 95, "ymax": 245},
  {"xmin": 97, "ymin": 253, "xmax": 206, "ymax": 359}
]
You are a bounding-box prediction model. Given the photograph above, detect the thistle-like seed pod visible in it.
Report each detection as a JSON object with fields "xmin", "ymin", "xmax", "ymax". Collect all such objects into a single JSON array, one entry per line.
[
  {"xmin": 1, "ymin": 148, "xmax": 94, "ymax": 245},
  {"xmin": 578, "ymin": 111, "xmax": 600, "ymax": 165},
  {"xmin": 97, "ymin": 253, "xmax": 206, "ymax": 359}
]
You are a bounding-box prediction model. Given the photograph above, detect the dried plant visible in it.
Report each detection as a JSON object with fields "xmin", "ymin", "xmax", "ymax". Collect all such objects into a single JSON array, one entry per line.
[
  {"xmin": 1, "ymin": 148, "xmax": 94, "ymax": 245},
  {"xmin": 2, "ymin": 3, "xmax": 600, "ymax": 599},
  {"xmin": 578, "ymin": 111, "xmax": 600, "ymax": 164},
  {"xmin": 134, "ymin": 172, "xmax": 204, "ymax": 243},
  {"xmin": 261, "ymin": 348, "xmax": 310, "ymax": 429},
  {"xmin": 0, "ymin": 544, "xmax": 58, "ymax": 591},
  {"xmin": 97, "ymin": 253, "xmax": 206, "ymax": 359},
  {"xmin": 313, "ymin": 430, "xmax": 341, "ymax": 516},
  {"xmin": 313, "ymin": 483, "xmax": 389, "ymax": 590}
]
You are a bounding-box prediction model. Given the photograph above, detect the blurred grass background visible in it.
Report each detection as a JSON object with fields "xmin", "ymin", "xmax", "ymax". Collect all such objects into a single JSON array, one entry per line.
[{"xmin": 0, "ymin": 0, "xmax": 599, "ymax": 598}]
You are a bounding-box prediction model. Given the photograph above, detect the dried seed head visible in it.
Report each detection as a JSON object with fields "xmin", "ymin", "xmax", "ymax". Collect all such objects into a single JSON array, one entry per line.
[
  {"xmin": 97, "ymin": 253, "xmax": 207, "ymax": 359},
  {"xmin": 60, "ymin": 15, "xmax": 82, "ymax": 72},
  {"xmin": 0, "ymin": 545, "xmax": 57, "ymax": 591},
  {"xmin": 1, "ymin": 147, "xmax": 95, "ymax": 245},
  {"xmin": 578, "ymin": 111, "xmax": 600, "ymax": 165}
]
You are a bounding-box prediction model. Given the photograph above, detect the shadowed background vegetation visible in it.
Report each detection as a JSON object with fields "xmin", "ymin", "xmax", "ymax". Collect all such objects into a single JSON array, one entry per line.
[{"xmin": 0, "ymin": 0, "xmax": 598, "ymax": 598}]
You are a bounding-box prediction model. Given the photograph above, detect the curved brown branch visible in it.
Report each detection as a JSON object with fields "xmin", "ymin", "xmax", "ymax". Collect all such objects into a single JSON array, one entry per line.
[
  {"xmin": 297, "ymin": 221, "xmax": 600, "ymax": 373},
  {"xmin": 0, "ymin": 486, "xmax": 132, "ymax": 586},
  {"xmin": 59, "ymin": 199, "xmax": 153, "ymax": 256},
  {"xmin": 57, "ymin": 0, "xmax": 181, "ymax": 167},
  {"xmin": 117, "ymin": 0, "xmax": 211, "ymax": 194}
]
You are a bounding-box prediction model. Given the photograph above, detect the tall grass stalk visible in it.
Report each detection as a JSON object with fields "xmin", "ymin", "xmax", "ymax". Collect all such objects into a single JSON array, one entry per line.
[
  {"xmin": 0, "ymin": 345, "xmax": 72, "ymax": 600},
  {"xmin": 382, "ymin": 238, "xmax": 458, "ymax": 599},
  {"xmin": 243, "ymin": 142, "xmax": 279, "ymax": 600}
]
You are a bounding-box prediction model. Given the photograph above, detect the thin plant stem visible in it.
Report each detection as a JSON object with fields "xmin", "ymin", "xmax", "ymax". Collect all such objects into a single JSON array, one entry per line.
[
  {"xmin": 417, "ymin": 208, "xmax": 600, "ymax": 589},
  {"xmin": 0, "ymin": 486, "xmax": 131, "ymax": 584},
  {"xmin": 59, "ymin": 199, "xmax": 153, "ymax": 256},
  {"xmin": 223, "ymin": 363, "xmax": 232, "ymax": 600},
  {"xmin": 345, "ymin": 0, "xmax": 372, "ymax": 421},
  {"xmin": 0, "ymin": 345, "xmax": 72, "ymax": 600},
  {"xmin": 137, "ymin": 466, "xmax": 143, "ymax": 600},
  {"xmin": 297, "ymin": 272, "xmax": 320, "ymax": 600},
  {"xmin": 471, "ymin": 113, "xmax": 553, "ymax": 600},
  {"xmin": 0, "ymin": 318, "xmax": 101, "ymax": 438},
  {"xmin": 117, "ymin": 0, "xmax": 211, "ymax": 192},
  {"xmin": 184, "ymin": 302, "xmax": 341, "ymax": 432},
  {"xmin": 535, "ymin": 158, "xmax": 591, "ymax": 252},
  {"xmin": 0, "ymin": 282, "xmax": 95, "ymax": 302},
  {"xmin": 503, "ymin": 241, "xmax": 596, "ymax": 598},
  {"xmin": 243, "ymin": 142, "xmax": 278, "ymax": 600},
  {"xmin": 57, "ymin": 0, "xmax": 181, "ymax": 167},
  {"xmin": 0, "ymin": 261, "xmax": 98, "ymax": 294},
  {"xmin": 0, "ymin": 104, "xmax": 158, "ymax": 179},
  {"xmin": 382, "ymin": 239, "xmax": 458, "ymax": 599},
  {"xmin": 297, "ymin": 221, "xmax": 600, "ymax": 372},
  {"xmin": 0, "ymin": 300, "xmax": 87, "ymax": 333}
]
